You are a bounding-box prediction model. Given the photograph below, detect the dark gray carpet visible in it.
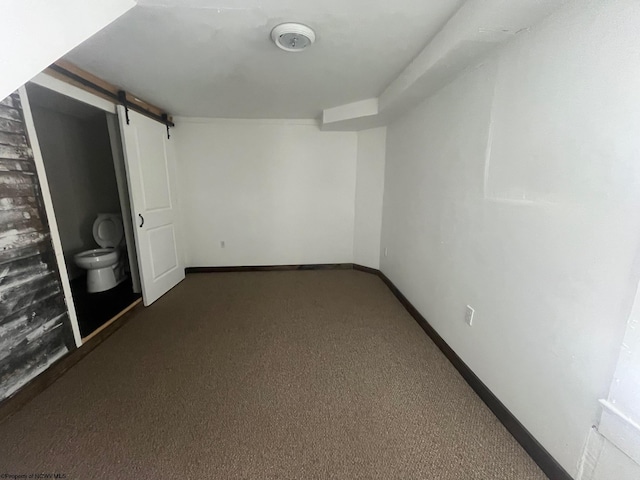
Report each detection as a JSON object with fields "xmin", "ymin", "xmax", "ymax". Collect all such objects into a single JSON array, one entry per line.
[{"xmin": 0, "ymin": 270, "xmax": 546, "ymax": 479}]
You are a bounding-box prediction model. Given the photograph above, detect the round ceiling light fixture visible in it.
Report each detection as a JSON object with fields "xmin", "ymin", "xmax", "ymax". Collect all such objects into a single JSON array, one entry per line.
[{"xmin": 271, "ymin": 23, "xmax": 316, "ymax": 52}]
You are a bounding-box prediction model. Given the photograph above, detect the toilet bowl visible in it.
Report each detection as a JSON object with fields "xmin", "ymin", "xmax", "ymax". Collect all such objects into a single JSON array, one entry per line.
[{"xmin": 74, "ymin": 214, "xmax": 127, "ymax": 293}]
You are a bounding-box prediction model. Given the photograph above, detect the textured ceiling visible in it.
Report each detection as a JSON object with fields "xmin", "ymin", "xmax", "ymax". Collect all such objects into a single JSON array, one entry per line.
[{"xmin": 64, "ymin": 0, "xmax": 464, "ymax": 119}]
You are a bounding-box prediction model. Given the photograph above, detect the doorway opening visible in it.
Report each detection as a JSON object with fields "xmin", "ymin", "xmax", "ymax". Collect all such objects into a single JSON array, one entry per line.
[{"xmin": 26, "ymin": 83, "xmax": 141, "ymax": 340}]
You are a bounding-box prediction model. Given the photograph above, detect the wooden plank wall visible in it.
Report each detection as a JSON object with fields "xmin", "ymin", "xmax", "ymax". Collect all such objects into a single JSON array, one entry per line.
[{"xmin": 0, "ymin": 91, "xmax": 75, "ymax": 401}]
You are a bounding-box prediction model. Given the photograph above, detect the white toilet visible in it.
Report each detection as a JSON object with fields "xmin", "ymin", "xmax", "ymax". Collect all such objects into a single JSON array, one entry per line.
[{"xmin": 74, "ymin": 213, "xmax": 127, "ymax": 293}]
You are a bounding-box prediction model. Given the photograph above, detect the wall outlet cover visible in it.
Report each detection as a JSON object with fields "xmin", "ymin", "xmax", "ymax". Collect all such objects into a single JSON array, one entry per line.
[{"xmin": 465, "ymin": 305, "xmax": 475, "ymax": 326}]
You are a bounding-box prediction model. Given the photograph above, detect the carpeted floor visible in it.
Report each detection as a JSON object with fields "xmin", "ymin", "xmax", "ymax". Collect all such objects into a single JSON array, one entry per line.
[{"xmin": 0, "ymin": 270, "xmax": 546, "ymax": 479}]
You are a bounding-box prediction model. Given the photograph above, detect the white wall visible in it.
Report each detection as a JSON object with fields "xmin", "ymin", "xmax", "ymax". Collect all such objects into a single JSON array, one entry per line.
[
  {"xmin": 379, "ymin": 0, "xmax": 640, "ymax": 475},
  {"xmin": 31, "ymin": 107, "xmax": 120, "ymax": 278},
  {"xmin": 353, "ymin": 127, "xmax": 386, "ymax": 269},
  {"xmin": 591, "ymin": 440, "xmax": 640, "ymax": 480},
  {"xmin": 0, "ymin": 0, "xmax": 134, "ymax": 101},
  {"xmin": 174, "ymin": 119, "xmax": 358, "ymax": 267}
]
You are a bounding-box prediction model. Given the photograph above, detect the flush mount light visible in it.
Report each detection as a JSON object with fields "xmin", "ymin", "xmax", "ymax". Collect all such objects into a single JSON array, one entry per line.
[{"xmin": 271, "ymin": 23, "xmax": 316, "ymax": 52}]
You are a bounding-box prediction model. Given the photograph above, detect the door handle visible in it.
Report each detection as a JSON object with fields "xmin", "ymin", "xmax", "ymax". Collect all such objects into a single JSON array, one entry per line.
[{"xmin": 138, "ymin": 214, "xmax": 144, "ymax": 228}]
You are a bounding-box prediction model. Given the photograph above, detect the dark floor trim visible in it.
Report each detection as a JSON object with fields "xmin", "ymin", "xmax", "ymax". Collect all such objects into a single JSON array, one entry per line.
[
  {"xmin": 352, "ymin": 264, "xmax": 380, "ymax": 275},
  {"xmin": 186, "ymin": 263, "xmax": 354, "ymax": 273},
  {"xmin": 0, "ymin": 302, "xmax": 141, "ymax": 425},
  {"xmin": 376, "ymin": 271, "xmax": 572, "ymax": 480}
]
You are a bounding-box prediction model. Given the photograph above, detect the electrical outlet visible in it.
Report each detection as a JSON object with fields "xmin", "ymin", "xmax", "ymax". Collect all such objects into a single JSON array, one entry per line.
[
  {"xmin": 384, "ymin": 247, "xmax": 388, "ymax": 257},
  {"xmin": 220, "ymin": 240, "xmax": 225, "ymax": 248},
  {"xmin": 465, "ymin": 305, "xmax": 475, "ymax": 326}
]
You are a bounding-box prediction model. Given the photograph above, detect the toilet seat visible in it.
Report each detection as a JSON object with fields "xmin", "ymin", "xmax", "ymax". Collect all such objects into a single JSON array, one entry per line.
[
  {"xmin": 74, "ymin": 248, "xmax": 119, "ymax": 265},
  {"xmin": 93, "ymin": 214, "xmax": 124, "ymax": 248}
]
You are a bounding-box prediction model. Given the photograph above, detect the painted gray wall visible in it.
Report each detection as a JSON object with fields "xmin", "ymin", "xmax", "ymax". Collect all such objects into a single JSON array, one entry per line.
[{"xmin": 30, "ymin": 107, "xmax": 120, "ymax": 279}]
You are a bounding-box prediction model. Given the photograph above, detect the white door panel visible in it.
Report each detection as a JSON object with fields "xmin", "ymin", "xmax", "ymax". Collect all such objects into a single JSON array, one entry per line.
[
  {"xmin": 148, "ymin": 224, "xmax": 179, "ymax": 277},
  {"xmin": 135, "ymin": 126, "xmax": 172, "ymax": 210},
  {"xmin": 118, "ymin": 107, "xmax": 184, "ymax": 305}
]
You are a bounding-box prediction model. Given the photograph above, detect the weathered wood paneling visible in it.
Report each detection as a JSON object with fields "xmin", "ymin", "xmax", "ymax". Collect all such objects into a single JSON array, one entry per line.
[
  {"xmin": 0, "ymin": 131, "xmax": 28, "ymax": 147},
  {"xmin": 0, "ymin": 91, "xmax": 75, "ymax": 402},
  {"xmin": 0, "ymin": 96, "xmax": 20, "ymax": 109},
  {"xmin": 0, "ymin": 118, "xmax": 25, "ymax": 135}
]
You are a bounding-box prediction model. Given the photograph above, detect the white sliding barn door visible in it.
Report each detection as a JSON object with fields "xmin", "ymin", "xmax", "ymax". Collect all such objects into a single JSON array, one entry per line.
[{"xmin": 117, "ymin": 107, "xmax": 184, "ymax": 305}]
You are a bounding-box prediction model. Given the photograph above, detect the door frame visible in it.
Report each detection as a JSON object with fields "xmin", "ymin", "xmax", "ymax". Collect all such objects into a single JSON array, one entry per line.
[
  {"xmin": 26, "ymin": 72, "xmax": 144, "ymax": 344},
  {"xmin": 18, "ymin": 84, "xmax": 82, "ymax": 348}
]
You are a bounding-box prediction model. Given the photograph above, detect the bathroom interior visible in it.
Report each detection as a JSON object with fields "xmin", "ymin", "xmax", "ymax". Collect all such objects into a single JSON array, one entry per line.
[{"xmin": 26, "ymin": 82, "xmax": 141, "ymax": 339}]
